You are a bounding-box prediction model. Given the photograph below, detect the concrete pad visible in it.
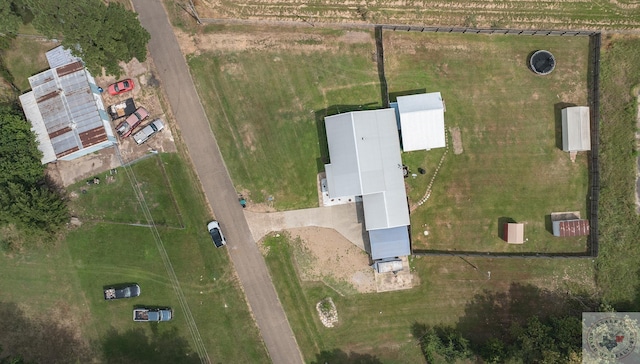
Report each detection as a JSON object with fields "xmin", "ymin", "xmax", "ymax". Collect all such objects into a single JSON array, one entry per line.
[
  {"xmin": 374, "ymin": 256, "xmax": 414, "ymax": 292},
  {"xmin": 244, "ymin": 203, "xmax": 368, "ymax": 251}
]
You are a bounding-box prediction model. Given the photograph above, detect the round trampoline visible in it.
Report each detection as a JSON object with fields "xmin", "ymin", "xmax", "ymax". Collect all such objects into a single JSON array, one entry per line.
[{"xmin": 529, "ymin": 50, "xmax": 556, "ymax": 75}]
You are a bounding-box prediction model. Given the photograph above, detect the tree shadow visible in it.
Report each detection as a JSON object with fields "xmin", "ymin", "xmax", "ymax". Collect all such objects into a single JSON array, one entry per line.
[
  {"xmin": 102, "ymin": 326, "xmax": 200, "ymax": 364},
  {"xmin": 374, "ymin": 26, "xmax": 389, "ymax": 108},
  {"xmin": 311, "ymin": 348, "xmax": 382, "ymax": 364},
  {"xmin": 553, "ymin": 102, "xmax": 576, "ymax": 150},
  {"xmin": 545, "ymin": 214, "xmax": 553, "ymax": 234},
  {"xmin": 455, "ymin": 282, "xmax": 596, "ymax": 346},
  {"xmin": 497, "ymin": 217, "xmax": 515, "ymax": 241},
  {"xmin": 0, "ymin": 301, "xmax": 92, "ymax": 363},
  {"xmin": 411, "ymin": 283, "xmax": 598, "ymax": 362},
  {"xmin": 314, "ymin": 103, "xmax": 379, "ymax": 173}
]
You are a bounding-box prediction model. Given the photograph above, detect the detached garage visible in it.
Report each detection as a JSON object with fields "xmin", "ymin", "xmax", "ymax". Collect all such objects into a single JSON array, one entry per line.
[
  {"xmin": 392, "ymin": 92, "xmax": 446, "ymax": 152},
  {"xmin": 561, "ymin": 106, "xmax": 591, "ymax": 152}
]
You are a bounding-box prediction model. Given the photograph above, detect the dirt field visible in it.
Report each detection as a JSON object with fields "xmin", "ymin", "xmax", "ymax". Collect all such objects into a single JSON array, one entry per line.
[
  {"xmin": 189, "ymin": 0, "xmax": 640, "ymax": 30},
  {"xmin": 47, "ymin": 57, "xmax": 178, "ymax": 187},
  {"xmin": 174, "ymin": 25, "xmax": 374, "ymax": 56},
  {"xmin": 265, "ymin": 227, "xmax": 377, "ymax": 294}
]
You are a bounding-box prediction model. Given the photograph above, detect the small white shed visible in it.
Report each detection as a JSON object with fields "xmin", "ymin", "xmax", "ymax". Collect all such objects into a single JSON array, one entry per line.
[{"xmin": 561, "ymin": 106, "xmax": 591, "ymax": 152}]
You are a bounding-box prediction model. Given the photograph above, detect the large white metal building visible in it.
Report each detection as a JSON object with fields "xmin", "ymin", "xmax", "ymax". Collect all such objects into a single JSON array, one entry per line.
[
  {"xmin": 392, "ymin": 92, "xmax": 446, "ymax": 152},
  {"xmin": 324, "ymin": 109, "xmax": 411, "ymax": 261},
  {"xmin": 19, "ymin": 46, "xmax": 115, "ymax": 164}
]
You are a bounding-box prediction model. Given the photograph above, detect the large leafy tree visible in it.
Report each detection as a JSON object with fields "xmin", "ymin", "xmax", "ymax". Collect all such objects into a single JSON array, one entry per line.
[
  {"xmin": 24, "ymin": 0, "xmax": 150, "ymax": 76},
  {"xmin": 0, "ymin": 1, "xmax": 21, "ymax": 50},
  {"xmin": 0, "ymin": 106, "xmax": 68, "ymax": 236},
  {"xmin": 0, "ymin": 106, "xmax": 43, "ymax": 186}
]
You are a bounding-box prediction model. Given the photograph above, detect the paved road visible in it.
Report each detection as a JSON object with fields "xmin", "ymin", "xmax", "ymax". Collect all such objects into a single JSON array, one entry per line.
[{"xmin": 131, "ymin": 1, "xmax": 303, "ymax": 363}]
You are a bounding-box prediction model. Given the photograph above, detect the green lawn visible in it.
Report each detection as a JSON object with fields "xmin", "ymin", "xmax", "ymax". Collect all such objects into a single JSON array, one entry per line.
[
  {"xmin": 188, "ymin": 27, "xmax": 381, "ymax": 210},
  {"xmin": 0, "ymin": 153, "xmax": 268, "ymax": 363},
  {"xmin": 68, "ymin": 156, "xmax": 184, "ymax": 228},
  {"xmin": 262, "ymin": 233, "xmax": 596, "ymax": 362},
  {"xmin": 1, "ymin": 36, "xmax": 56, "ymax": 92},
  {"xmin": 188, "ymin": 26, "xmax": 590, "ymax": 253},
  {"xmin": 385, "ymin": 32, "xmax": 591, "ymax": 253}
]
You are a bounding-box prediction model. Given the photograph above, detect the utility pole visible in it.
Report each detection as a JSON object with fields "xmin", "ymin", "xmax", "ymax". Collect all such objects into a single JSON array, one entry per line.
[{"xmin": 178, "ymin": 0, "xmax": 202, "ymax": 25}]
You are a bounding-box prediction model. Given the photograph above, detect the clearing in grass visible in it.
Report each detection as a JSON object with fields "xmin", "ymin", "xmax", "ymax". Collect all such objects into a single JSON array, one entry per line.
[
  {"xmin": 261, "ymin": 232, "xmax": 596, "ymax": 362},
  {"xmin": 0, "ymin": 153, "xmax": 268, "ymax": 362},
  {"xmin": 384, "ymin": 31, "xmax": 591, "ymax": 254},
  {"xmin": 187, "ymin": 25, "xmax": 381, "ymax": 210},
  {"xmin": 191, "ymin": 0, "xmax": 640, "ymax": 31}
]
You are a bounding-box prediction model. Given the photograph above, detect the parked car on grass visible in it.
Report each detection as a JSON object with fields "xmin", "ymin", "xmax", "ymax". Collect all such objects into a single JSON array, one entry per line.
[
  {"xmin": 207, "ymin": 221, "xmax": 226, "ymax": 248},
  {"xmin": 116, "ymin": 107, "xmax": 149, "ymax": 138},
  {"xmin": 107, "ymin": 79, "xmax": 135, "ymax": 95},
  {"xmin": 104, "ymin": 284, "xmax": 140, "ymax": 300},
  {"xmin": 133, "ymin": 119, "xmax": 164, "ymax": 145},
  {"xmin": 133, "ymin": 307, "xmax": 172, "ymax": 322}
]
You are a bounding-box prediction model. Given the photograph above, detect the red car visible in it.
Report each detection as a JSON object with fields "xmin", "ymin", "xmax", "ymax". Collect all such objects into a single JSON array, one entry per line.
[{"xmin": 107, "ymin": 79, "xmax": 135, "ymax": 96}]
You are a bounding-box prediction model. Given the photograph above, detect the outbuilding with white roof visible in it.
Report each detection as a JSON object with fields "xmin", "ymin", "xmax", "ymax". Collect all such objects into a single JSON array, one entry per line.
[
  {"xmin": 324, "ymin": 108, "xmax": 411, "ymax": 261},
  {"xmin": 561, "ymin": 106, "xmax": 591, "ymax": 152},
  {"xmin": 392, "ymin": 92, "xmax": 446, "ymax": 152}
]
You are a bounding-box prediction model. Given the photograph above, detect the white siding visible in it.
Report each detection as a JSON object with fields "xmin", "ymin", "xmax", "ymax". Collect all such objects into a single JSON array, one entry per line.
[{"xmin": 397, "ymin": 92, "xmax": 446, "ymax": 151}]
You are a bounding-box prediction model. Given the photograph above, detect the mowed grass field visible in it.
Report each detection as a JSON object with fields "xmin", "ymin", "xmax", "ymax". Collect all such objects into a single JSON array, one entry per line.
[
  {"xmin": 189, "ymin": 25, "xmax": 590, "ymax": 252},
  {"xmin": 386, "ymin": 32, "xmax": 591, "ymax": 253},
  {"xmin": 188, "ymin": 26, "xmax": 381, "ymax": 209},
  {"xmin": 0, "ymin": 154, "xmax": 268, "ymax": 362},
  {"xmin": 186, "ymin": 25, "xmax": 601, "ymax": 361},
  {"xmin": 262, "ymin": 233, "xmax": 596, "ymax": 362}
]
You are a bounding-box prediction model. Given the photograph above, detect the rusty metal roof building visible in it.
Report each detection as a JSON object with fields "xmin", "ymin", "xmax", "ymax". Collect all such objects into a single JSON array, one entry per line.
[
  {"xmin": 552, "ymin": 219, "xmax": 590, "ymax": 237},
  {"xmin": 19, "ymin": 47, "xmax": 115, "ymax": 164}
]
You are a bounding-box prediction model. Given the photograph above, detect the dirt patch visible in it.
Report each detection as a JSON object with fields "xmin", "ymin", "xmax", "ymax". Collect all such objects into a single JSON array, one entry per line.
[
  {"xmin": 173, "ymin": 27, "xmax": 374, "ymax": 56},
  {"xmin": 450, "ymin": 126, "xmax": 464, "ymax": 155},
  {"xmin": 48, "ymin": 55, "xmax": 178, "ymax": 187},
  {"xmin": 286, "ymin": 226, "xmax": 376, "ymax": 294}
]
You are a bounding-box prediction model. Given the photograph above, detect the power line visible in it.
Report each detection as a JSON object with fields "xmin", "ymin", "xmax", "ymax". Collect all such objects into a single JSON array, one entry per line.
[{"xmin": 116, "ymin": 148, "xmax": 211, "ymax": 364}]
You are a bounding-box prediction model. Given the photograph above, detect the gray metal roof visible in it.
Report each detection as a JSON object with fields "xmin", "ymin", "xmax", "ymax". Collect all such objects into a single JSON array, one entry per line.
[
  {"xmin": 369, "ymin": 227, "xmax": 411, "ymax": 260},
  {"xmin": 396, "ymin": 92, "xmax": 446, "ymax": 152},
  {"xmin": 20, "ymin": 60, "xmax": 112, "ymax": 162},
  {"xmin": 324, "ymin": 109, "xmax": 410, "ymax": 231},
  {"xmin": 19, "ymin": 92, "xmax": 56, "ymax": 164},
  {"xmin": 561, "ymin": 106, "xmax": 590, "ymax": 152},
  {"xmin": 46, "ymin": 46, "xmax": 81, "ymax": 69}
]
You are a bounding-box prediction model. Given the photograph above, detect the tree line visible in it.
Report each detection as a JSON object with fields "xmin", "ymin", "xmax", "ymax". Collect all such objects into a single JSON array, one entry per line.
[
  {"xmin": 0, "ymin": 0, "xmax": 152, "ymax": 249},
  {"xmin": 413, "ymin": 315, "xmax": 582, "ymax": 363},
  {"xmin": 0, "ymin": 105, "xmax": 68, "ymax": 250},
  {"xmin": 1, "ymin": 0, "xmax": 150, "ymax": 76}
]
